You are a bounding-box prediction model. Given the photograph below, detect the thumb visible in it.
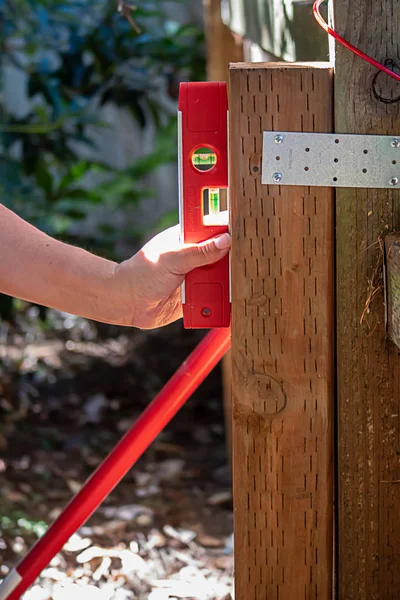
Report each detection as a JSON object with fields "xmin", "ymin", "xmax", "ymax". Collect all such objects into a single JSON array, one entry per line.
[{"xmin": 174, "ymin": 233, "xmax": 231, "ymax": 274}]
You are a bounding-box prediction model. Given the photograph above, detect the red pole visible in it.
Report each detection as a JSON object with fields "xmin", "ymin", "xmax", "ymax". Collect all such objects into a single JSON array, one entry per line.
[{"xmin": 0, "ymin": 328, "xmax": 231, "ymax": 600}]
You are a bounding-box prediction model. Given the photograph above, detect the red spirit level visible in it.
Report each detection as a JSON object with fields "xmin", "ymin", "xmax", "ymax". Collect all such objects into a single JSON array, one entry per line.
[{"xmin": 178, "ymin": 82, "xmax": 231, "ymax": 329}]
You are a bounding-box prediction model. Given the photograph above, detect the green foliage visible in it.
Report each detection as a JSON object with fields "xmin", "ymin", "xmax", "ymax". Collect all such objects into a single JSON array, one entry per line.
[
  {"xmin": 0, "ymin": 0, "xmax": 205, "ymax": 320},
  {"xmin": 0, "ymin": 509, "xmax": 47, "ymax": 538},
  {"xmin": 0, "ymin": 0, "xmax": 204, "ymax": 239}
]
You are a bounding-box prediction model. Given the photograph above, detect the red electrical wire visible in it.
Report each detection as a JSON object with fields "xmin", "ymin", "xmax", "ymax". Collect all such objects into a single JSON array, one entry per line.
[{"xmin": 313, "ymin": 0, "xmax": 400, "ymax": 83}]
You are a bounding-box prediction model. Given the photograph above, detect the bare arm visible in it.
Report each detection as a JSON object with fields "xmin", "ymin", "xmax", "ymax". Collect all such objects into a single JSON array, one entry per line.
[
  {"xmin": 0, "ymin": 204, "xmax": 128, "ymax": 325},
  {"xmin": 0, "ymin": 204, "xmax": 231, "ymax": 328}
]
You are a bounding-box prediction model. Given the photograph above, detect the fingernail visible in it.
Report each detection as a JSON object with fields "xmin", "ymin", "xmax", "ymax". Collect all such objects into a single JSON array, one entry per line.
[{"xmin": 214, "ymin": 233, "xmax": 231, "ymax": 250}]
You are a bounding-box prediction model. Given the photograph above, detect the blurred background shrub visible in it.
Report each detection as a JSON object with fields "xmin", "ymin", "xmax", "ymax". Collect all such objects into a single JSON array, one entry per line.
[{"xmin": 0, "ymin": 0, "xmax": 206, "ymax": 321}]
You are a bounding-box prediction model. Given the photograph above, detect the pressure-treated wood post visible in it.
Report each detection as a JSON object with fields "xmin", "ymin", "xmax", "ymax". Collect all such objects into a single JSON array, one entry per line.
[
  {"xmin": 203, "ymin": 0, "xmax": 243, "ymax": 83},
  {"xmin": 385, "ymin": 234, "xmax": 400, "ymax": 349},
  {"xmin": 334, "ymin": 1, "xmax": 400, "ymax": 597},
  {"xmin": 229, "ymin": 63, "xmax": 334, "ymax": 599}
]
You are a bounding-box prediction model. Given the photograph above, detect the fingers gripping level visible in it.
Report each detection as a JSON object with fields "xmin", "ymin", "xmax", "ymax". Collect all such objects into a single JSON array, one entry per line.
[{"xmin": 178, "ymin": 82, "xmax": 231, "ymax": 328}]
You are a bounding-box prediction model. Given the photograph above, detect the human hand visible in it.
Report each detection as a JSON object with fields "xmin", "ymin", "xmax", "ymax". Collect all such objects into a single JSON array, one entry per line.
[{"xmin": 113, "ymin": 219, "xmax": 231, "ymax": 329}]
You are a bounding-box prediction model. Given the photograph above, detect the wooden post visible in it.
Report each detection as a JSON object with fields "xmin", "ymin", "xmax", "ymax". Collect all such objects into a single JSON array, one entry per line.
[
  {"xmin": 229, "ymin": 63, "xmax": 334, "ymax": 599},
  {"xmin": 334, "ymin": 1, "xmax": 400, "ymax": 597},
  {"xmin": 202, "ymin": 0, "xmax": 243, "ymax": 83},
  {"xmin": 385, "ymin": 234, "xmax": 400, "ymax": 349}
]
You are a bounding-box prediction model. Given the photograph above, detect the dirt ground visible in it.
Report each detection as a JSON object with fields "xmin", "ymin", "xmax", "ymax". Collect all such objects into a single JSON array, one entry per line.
[{"xmin": 0, "ymin": 312, "xmax": 233, "ymax": 600}]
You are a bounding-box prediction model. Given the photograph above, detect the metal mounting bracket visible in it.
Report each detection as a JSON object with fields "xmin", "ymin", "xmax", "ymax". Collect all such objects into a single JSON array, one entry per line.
[{"xmin": 262, "ymin": 132, "xmax": 400, "ymax": 189}]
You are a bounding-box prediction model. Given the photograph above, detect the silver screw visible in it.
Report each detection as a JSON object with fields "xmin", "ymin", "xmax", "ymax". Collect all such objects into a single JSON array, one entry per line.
[
  {"xmin": 391, "ymin": 138, "xmax": 400, "ymax": 148},
  {"xmin": 389, "ymin": 177, "xmax": 399, "ymax": 186},
  {"xmin": 274, "ymin": 134, "xmax": 284, "ymax": 144},
  {"xmin": 272, "ymin": 172, "xmax": 282, "ymax": 183}
]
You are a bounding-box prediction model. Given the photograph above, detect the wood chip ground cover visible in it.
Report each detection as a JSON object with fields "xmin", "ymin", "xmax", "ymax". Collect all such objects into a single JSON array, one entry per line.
[{"xmin": 0, "ymin": 316, "xmax": 233, "ymax": 599}]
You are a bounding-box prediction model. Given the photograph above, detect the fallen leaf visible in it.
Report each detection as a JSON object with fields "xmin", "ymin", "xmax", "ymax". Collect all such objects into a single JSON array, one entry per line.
[
  {"xmin": 147, "ymin": 530, "xmax": 167, "ymax": 549},
  {"xmin": 92, "ymin": 556, "xmax": 111, "ymax": 581},
  {"xmin": 76, "ymin": 546, "xmax": 117, "ymax": 563},
  {"xmin": 66, "ymin": 479, "xmax": 82, "ymax": 494},
  {"xmin": 120, "ymin": 549, "xmax": 147, "ymax": 577},
  {"xmin": 136, "ymin": 513, "xmax": 153, "ymax": 527},
  {"xmin": 214, "ymin": 556, "xmax": 234, "ymax": 570},
  {"xmin": 49, "ymin": 508, "xmax": 63, "ymax": 520},
  {"xmin": 163, "ymin": 525, "xmax": 197, "ymax": 545},
  {"xmin": 64, "ymin": 534, "xmax": 92, "ymax": 553},
  {"xmin": 197, "ymin": 535, "xmax": 224, "ymax": 549},
  {"xmin": 151, "ymin": 580, "xmax": 198, "ymax": 598},
  {"xmin": 12, "ymin": 539, "xmax": 25, "ymax": 554},
  {"xmin": 136, "ymin": 484, "xmax": 160, "ymax": 498},
  {"xmin": 79, "ymin": 394, "xmax": 107, "ymax": 425},
  {"xmin": 103, "ymin": 504, "xmax": 153, "ymax": 522},
  {"xmin": 207, "ymin": 491, "xmax": 232, "ymax": 506},
  {"xmin": 3, "ymin": 488, "xmax": 26, "ymax": 502},
  {"xmin": 23, "ymin": 585, "xmax": 51, "ymax": 600},
  {"xmin": 41, "ymin": 567, "xmax": 66, "ymax": 582},
  {"xmin": 52, "ymin": 583, "xmax": 110, "ymax": 600},
  {"xmin": 152, "ymin": 441, "xmax": 185, "ymax": 455},
  {"xmin": 157, "ymin": 459, "xmax": 185, "ymax": 481},
  {"xmin": 134, "ymin": 471, "xmax": 153, "ymax": 486},
  {"xmin": 49, "ymin": 555, "xmax": 63, "ymax": 568}
]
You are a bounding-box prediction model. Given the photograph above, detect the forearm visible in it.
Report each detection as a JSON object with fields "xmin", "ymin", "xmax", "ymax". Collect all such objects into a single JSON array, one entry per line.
[{"xmin": 0, "ymin": 205, "xmax": 133, "ymax": 325}]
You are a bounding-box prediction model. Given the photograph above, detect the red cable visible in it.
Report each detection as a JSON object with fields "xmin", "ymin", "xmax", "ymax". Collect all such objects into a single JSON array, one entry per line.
[{"xmin": 313, "ymin": 0, "xmax": 400, "ymax": 83}]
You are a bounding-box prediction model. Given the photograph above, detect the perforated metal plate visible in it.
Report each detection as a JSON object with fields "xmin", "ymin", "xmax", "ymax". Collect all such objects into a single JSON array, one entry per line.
[{"xmin": 262, "ymin": 132, "xmax": 400, "ymax": 188}]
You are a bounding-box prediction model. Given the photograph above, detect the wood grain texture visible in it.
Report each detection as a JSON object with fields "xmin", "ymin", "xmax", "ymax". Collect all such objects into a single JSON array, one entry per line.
[
  {"xmin": 385, "ymin": 234, "xmax": 400, "ymax": 349},
  {"xmin": 334, "ymin": 1, "xmax": 400, "ymax": 598},
  {"xmin": 229, "ymin": 63, "xmax": 334, "ymax": 600}
]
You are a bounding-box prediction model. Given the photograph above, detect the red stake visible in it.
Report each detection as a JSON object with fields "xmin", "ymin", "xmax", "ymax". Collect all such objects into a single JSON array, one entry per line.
[{"xmin": 0, "ymin": 328, "xmax": 231, "ymax": 600}]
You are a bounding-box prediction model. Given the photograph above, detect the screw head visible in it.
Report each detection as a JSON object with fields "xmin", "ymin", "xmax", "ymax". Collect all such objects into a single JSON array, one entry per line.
[
  {"xmin": 389, "ymin": 176, "xmax": 399, "ymax": 186},
  {"xmin": 391, "ymin": 138, "xmax": 400, "ymax": 148},
  {"xmin": 272, "ymin": 172, "xmax": 282, "ymax": 183},
  {"xmin": 274, "ymin": 134, "xmax": 284, "ymax": 144}
]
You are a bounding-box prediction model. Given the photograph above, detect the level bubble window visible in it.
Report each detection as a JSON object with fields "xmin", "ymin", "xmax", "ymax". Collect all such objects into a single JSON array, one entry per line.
[{"xmin": 192, "ymin": 147, "xmax": 217, "ymax": 172}]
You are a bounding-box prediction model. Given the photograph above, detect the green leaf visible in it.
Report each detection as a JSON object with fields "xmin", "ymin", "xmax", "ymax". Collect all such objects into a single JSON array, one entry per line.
[
  {"xmin": 58, "ymin": 161, "xmax": 92, "ymax": 191},
  {"xmin": 175, "ymin": 24, "xmax": 202, "ymax": 38},
  {"xmin": 59, "ymin": 160, "xmax": 112, "ymax": 192},
  {"xmin": 57, "ymin": 188, "xmax": 102, "ymax": 203},
  {"xmin": 33, "ymin": 105, "xmax": 49, "ymax": 122}
]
